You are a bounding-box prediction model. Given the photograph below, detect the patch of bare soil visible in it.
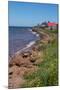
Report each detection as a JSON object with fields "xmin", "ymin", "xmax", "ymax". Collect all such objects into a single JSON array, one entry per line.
[{"xmin": 8, "ymin": 49, "xmax": 38, "ymax": 89}]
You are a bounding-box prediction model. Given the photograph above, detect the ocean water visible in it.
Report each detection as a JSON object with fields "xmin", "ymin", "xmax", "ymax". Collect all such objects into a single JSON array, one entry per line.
[{"xmin": 9, "ymin": 26, "xmax": 39, "ymax": 56}]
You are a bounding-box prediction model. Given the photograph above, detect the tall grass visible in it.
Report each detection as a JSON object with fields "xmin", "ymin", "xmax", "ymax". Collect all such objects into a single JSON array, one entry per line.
[{"xmin": 21, "ymin": 30, "xmax": 58, "ymax": 87}]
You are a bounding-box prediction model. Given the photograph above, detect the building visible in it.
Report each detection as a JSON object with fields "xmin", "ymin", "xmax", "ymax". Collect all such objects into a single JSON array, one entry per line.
[{"xmin": 47, "ymin": 22, "xmax": 58, "ymax": 30}]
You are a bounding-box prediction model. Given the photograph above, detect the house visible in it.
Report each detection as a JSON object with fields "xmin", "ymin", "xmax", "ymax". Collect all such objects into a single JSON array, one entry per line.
[
  {"xmin": 47, "ymin": 22, "xmax": 58, "ymax": 30},
  {"xmin": 32, "ymin": 21, "xmax": 58, "ymax": 31}
]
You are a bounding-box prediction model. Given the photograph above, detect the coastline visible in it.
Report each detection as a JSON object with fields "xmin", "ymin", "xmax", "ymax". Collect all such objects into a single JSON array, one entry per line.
[
  {"xmin": 15, "ymin": 29, "xmax": 40, "ymax": 54},
  {"xmin": 8, "ymin": 28, "xmax": 49, "ymax": 88},
  {"xmin": 15, "ymin": 41, "xmax": 35, "ymax": 54},
  {"xmin": 10, "ymin": 28, "xmax": 40, "ymax": 59},
  {"xmin": 8, "ymin": 27, "xmax": 58, "ymax": 88}
]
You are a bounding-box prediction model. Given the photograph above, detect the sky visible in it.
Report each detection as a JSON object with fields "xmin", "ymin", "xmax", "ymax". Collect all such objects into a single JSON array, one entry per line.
[{"xmin": 8, "ymin": 1, "xmax": 58, "ymax": 26}]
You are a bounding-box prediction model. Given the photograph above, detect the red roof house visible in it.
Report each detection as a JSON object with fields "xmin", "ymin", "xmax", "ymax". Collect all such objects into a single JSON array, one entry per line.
[
  {"xmin": 48, "ymin": 22, "xmax": 57, "ymax": 27},
  {"xmin": 47, "ymin": 22, "xmax": 58, "ymax": 30}
]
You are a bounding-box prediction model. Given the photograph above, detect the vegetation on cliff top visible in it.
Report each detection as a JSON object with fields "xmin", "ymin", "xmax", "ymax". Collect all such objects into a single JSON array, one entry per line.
[
  {"xmin": 9, "ymin": 25, "xmax": 58, "ymax": 88},
  {"xmin": 22, "ymin": 27, "xmax": 58, "ymax": 87}
]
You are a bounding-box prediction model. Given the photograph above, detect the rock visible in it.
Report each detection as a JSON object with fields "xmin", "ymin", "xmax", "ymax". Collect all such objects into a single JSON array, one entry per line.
[
  {"xmin": 30, "ymin": 57, "xmax": 36, "ymax": 63},
  {"xmin": 29, "ymin": 50, "xmax": 38, "ymax": 63},
  {"xmin": 9, "ymin": 51, "xmax": 32, "ymax": 67},
  {"xmin": 8, "ymin": 50, "xmax": 38, "ymax": 88},
  {"xmin": 9, "ymin": 55, "xmax": 25, "ymax": 67},
  {"xmin": 21, "ymin": 51, "xmax": 32, "ymax": 58}
]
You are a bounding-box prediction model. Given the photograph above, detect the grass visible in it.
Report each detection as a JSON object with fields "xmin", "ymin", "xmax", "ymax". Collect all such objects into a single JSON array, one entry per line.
[{"xmin": 21, "ymin": 29, "xmax": 58, "ymax": 87}]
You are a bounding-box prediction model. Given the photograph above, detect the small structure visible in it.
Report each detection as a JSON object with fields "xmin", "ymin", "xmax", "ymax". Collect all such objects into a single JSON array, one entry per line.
[
  {"xmin": 39, "ymin": 21, "xmax": 58, "ymax": 30},
  {"xmin": 47, "ymin": 22, "xmax": 58, "ymax": 30}
]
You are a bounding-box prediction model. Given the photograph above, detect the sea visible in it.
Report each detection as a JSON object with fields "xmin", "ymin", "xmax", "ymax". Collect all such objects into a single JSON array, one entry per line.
[{"xmin": 9, "ymin": 26, "xmax": 39, "ymax": 56}]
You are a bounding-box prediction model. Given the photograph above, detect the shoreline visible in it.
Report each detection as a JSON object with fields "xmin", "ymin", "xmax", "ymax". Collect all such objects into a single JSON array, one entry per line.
[
  {"xmin": 8, "ymin": 28, "xmax": 41, "ymax": 88},
  {"xmin": 15, "ymin": 29, "xmax": 40, "ymax": 54},
  {"xmin": 10, "ymin": 28, "xmax": 40, "ymax": 59},
  {"xmin": 15, "ymin": 41, "xmax": 36, "ymax": 55},
  {"xmin": 9, "ymin": 26, "xmax": 58, "ymax": 88}
]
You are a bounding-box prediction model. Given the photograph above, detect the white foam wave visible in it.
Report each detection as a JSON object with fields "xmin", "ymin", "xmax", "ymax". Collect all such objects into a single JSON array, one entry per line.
[
  {"xmin": 29, "ymin": 29, "xmax": 39, "ymax": 37},
  {"xmin": 29, "ymin": 29, "xmax": 32, "ymax": 32},
  {"xmin": 13, "ymin": 29, "xmax": 39, "ymax": 56},
  {"xmin": 16, "ymin": 41, "xmax": 35, "ymax": 55},
  {"xmin": 36, "ymin": 34, "xmax": 39, "ymax": 37},
  {"xmin": 26, "ymin": 41, "xmax": 35, "ymax": 48}
]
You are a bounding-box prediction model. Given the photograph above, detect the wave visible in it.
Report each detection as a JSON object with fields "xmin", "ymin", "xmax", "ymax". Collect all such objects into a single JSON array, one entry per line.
[
  {"xmin": 10, "ymin": 29, "xmax": 39, "ymax": 57},
  {"xmin": 15, "ymin": 29, "xmax": 39, "ymax": 55},
  {"xmin": 26, "ymin": 41, "xmax": 35, "ymax": 48},
  {"xmin": 15, "ymin": 41, "xmax": 35, "ymax": 55},
  {"xmin": 29, "ymin": 29, "xmax": 39, "ymax": 37}
]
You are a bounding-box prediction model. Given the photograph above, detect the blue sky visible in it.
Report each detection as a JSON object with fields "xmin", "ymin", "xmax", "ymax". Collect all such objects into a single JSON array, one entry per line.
[{"xmin": 8, "ymin": 1, "xmax": 58, "ymax": 26}]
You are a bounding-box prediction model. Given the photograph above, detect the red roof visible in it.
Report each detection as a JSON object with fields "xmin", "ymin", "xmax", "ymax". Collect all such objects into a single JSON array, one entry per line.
[{"xmin": 48, "ymin": 22, "xmax": 57, "ymax": 26}]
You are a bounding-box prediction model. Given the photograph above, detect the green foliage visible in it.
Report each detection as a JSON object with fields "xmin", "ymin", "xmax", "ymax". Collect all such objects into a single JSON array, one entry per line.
[{"xmin": 22, "ymin": 29, "xmax": 58, "ymax": 87}]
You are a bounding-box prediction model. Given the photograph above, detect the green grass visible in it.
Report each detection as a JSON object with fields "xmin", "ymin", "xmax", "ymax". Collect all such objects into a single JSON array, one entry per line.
[{"xmin": 21, "ymin": 29, "xmax": 58, "ymax": 87}]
